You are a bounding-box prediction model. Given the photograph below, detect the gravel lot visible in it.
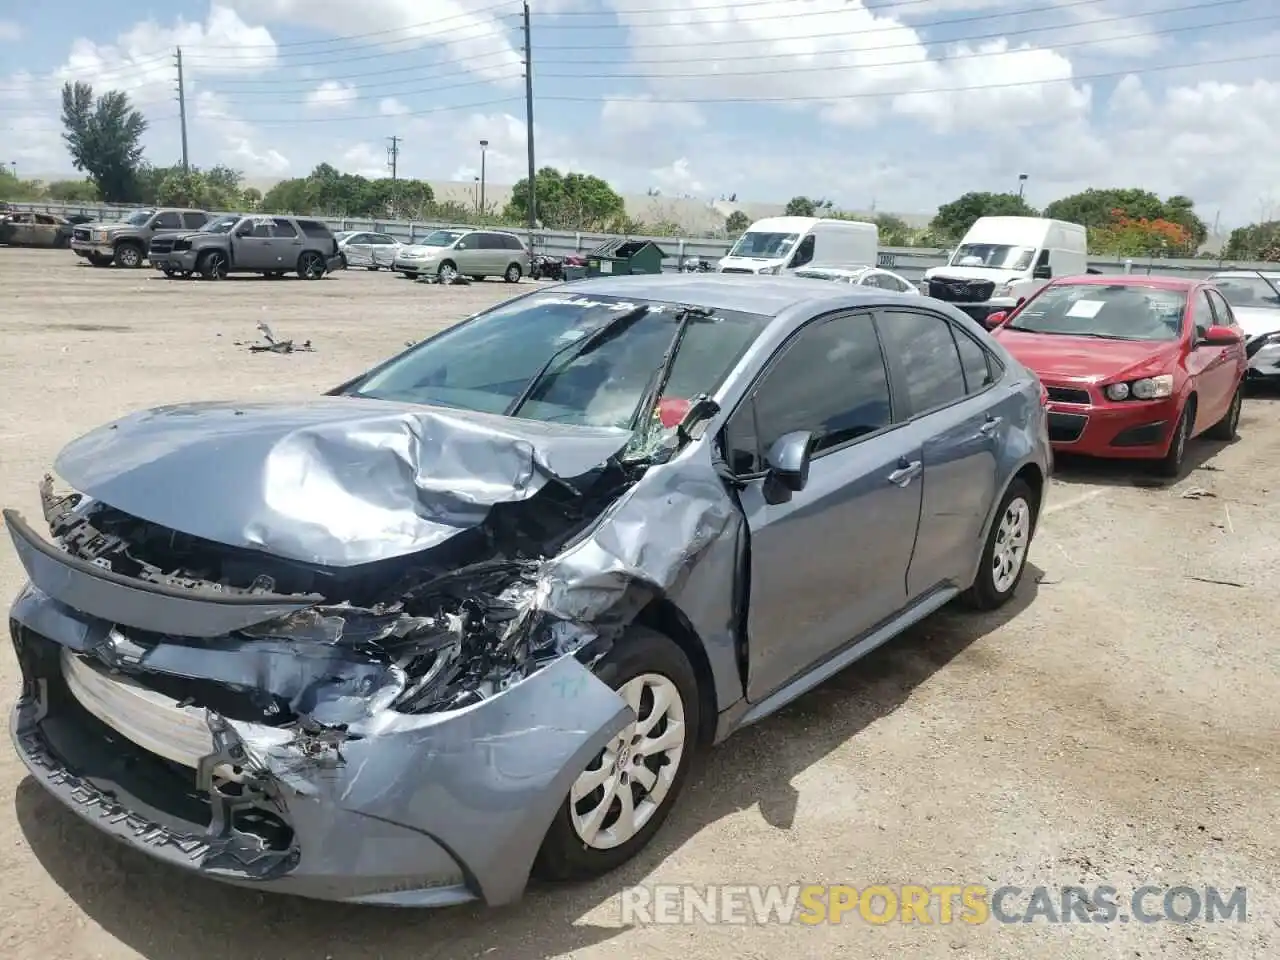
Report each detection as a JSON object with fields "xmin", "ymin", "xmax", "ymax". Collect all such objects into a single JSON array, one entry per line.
[{"xmin": 0, "ymin": 247, "xmax": 1277, "ymax": 960}]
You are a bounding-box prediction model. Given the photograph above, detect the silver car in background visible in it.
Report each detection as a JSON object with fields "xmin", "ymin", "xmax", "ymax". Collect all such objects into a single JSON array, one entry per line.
[
  {"xmin": 336, "ymin": 230, "xmax": 402, "ymax": 270},
  {"xmin": 794, "ymin": 264, "xmax": 921, "ymax": 294},
  {"xmin": 392, "ymin": 227, "xmax": 531, "ymax": 283},
  {"xmin": 1207, "ymin": 270, "xmax": 1280, "ymax": 382},
  {"xmin": 6, "ymin": 275, "xmax": 1050, "ymax": 908}
]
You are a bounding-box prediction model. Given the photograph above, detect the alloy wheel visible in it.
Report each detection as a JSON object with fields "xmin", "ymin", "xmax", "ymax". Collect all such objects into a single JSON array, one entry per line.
[
  {"xmin": 438, "ymin": 262, "xmax": 457, "ymax": 283},
  {"xmin": 569, "ymin": 673, "xmax": 687, "ymax": 851},
  {"xmin": 991, "ymin": 496, "xmax": 1031, "ymax": 594}
]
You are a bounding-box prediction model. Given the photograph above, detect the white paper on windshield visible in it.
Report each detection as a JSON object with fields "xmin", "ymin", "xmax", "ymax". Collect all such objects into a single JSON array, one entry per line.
[{"xmin": 1066, "ymin": 299, "xmax": 1106, "ymax": 319}]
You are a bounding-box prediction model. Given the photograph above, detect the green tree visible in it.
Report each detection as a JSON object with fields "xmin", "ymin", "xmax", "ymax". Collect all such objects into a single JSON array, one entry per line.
[
  {"xmin": 0, "ymin": 168, "xmax": 46, "ymax": 201},
  {"xmin": 1223, "ymin": 221, "xmax": 1280, "ymax": 262},
  {"xmin": 59, "ymin": 81, "xmax": 148, "ymax": 202},
  {"xmin": 725, "ymin": 210, "xmax": 751, "ymax": 233},
  {"xmin": 44, "ymin": 179, "xmax": 99, "ymax": 203},
  {"xmin": 872, "ymin": 213, "xmax": 912, "ymax": 246},
  {"xmin": 259, "ymin": 165, "xmax": 433, "ymax": 218},
  {"xmin": 241, "ymin": 187, "xmax": 262, "ymax": 210},
  {"xmin": 785, "ymin": 196, "xmax": 816, "ymax": 217},
  {"xmin": 1043, "ymin": 188, "xmax": 1206, "ymax": 253},
  {"xmin": 930, "ymin": 191, "xmax": 1037, "ymax": 241},
  {"xmin": 502, "ymin": 167, "xmax": 625, "ymax": 230}
]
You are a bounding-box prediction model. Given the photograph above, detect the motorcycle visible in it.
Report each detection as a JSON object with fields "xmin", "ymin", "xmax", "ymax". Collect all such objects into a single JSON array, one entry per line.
[
  {"xmin": 679, "ymin": 256, "xmax": 712, "ymax": 273},
  {"xmin": 530, "ymin": 254, "xmax": 565, "ymax": 281}
]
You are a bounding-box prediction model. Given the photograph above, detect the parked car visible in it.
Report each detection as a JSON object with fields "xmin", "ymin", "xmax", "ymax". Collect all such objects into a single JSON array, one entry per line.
[
  {"xmin": 392, "ymin": 227, "xmax": 530, "ymax": 282},
  {"xmin": 148, "ymin": 215, "xmax": 343, "ymax": 280},
  {"xmin": 148, "ymin": 213, "xmax": 246, "ymax": 278},
  {"xmin": 987, "ymin": 275, "xmax": 1246, "ymax": 476},
  {"xmin": 71, "ymin": 208, "xmax": 210, "ymax": 268},
  {"xmin": 794, "ymin": 264, "xmax": 920, "ymax": 294},
  {"xmin": 335, "ymin": 230, "xmax": 402, "ymax": 270},
  {"xmin": 5, "ymin": 275, "xmax": 1050, "ymax": 908},
  {"xmin": 1206, "ymin": 270, "xmax": 1280, "ymax": 383},
  {"xmin": 0, "ymin": 211, "xmax": 73, "ymax": 248}
]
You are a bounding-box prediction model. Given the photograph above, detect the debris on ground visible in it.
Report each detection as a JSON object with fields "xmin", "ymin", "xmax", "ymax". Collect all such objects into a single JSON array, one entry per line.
[
  {"xmin": 421, "ymin": 274, "xmax": 472, "ymax": 285},
  {"xmin": 234, "ymin": 321, "xmax": 315, "ymax": 354},
  {"xmin": 1181, "ymin": 488, "xmax": 1217, "ymax": 500}
]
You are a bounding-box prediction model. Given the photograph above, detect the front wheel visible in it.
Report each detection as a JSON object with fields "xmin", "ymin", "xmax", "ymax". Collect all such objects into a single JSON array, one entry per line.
[
  {"xmin": 198, "ymin": 250, "xmax": 229, "ymax": 280},
  {"xmin": 1154, "ymin": 401, "xmax": 1194, "ymax": 478},
  {"xmin": 961, "ymin": 478, "xmax": 1036, "ymax": 611},
  {"xmin": 436, "ymin": 261, "xmax": 458, "ymax": 283},
  {"xmin": 533, "ymin": 626, "xmax": 699, "ymax": 882},
  {"xmin": 297, "ymin": 251, "xmax": 325, "ymax": 280}
]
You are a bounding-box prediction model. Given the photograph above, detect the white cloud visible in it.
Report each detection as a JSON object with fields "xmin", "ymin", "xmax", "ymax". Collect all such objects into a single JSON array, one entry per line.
[
  {"xmin": 600, "ymin": 94, "xmax": 704, "ymax": 134},
  {"xmin": 0, "ymin": 20, "xmax": 22, "ymax": 42},
  {"xmin": 305, "ymin": 79, "xmax": 358, "ymax": 111},
  {"xmin": 194, "ymin": 90, "xmax": 290, "ymax": 175},
  {"xmin": 223, "ymin": 0, "xmax": 525, "ymax": 86},
  {"xmin": 649, "ymin": 158, "xmax": 704, "ymax": 196},
  {"xmin": 341, "ymin": 142, "xmax": 388, "ymax": 178},
  {"xmin": 379, "ymin": 97, "xmax": 409, "ymax": 117}
]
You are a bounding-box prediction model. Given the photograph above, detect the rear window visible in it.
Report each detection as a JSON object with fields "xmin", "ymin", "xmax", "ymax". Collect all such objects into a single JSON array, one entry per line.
[
  {"xmin": 1006, "ymin": 283, "xmax": 1187, "ymax": 342},
  {"xmin": 298, "ymin": 220, "xmax": 333, "ymax": 238}
]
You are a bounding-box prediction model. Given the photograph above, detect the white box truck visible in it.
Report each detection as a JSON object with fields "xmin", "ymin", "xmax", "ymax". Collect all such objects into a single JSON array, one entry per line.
[
  {"xmin": 922, "ymin": 216, "xmax": 1088, "ymax": 324},
  {"xmin": 718, "ymin": 216, "xmax": 878, "ymax": 275}
]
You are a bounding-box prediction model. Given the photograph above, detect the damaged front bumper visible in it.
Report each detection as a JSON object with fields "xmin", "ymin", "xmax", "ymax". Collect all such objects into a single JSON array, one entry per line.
[{"xmin": 5, "ymin": 511, "xmax": 633, "ymax": 907}]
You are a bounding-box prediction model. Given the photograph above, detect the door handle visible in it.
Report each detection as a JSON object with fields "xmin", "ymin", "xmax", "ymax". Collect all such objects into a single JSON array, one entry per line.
[
  {"xmin": 979, "ymin": 416, "xmax": 1003, "ymax": 436},
  {"xmin": 887, "ymin": 460, "xmax": 922, "ymax": 486}
]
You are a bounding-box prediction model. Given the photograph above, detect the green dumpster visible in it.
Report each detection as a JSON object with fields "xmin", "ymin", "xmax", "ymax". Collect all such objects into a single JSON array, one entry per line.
[{"xmin": 584, "ymin": 238, "xmax": 668, "ymax": 276}]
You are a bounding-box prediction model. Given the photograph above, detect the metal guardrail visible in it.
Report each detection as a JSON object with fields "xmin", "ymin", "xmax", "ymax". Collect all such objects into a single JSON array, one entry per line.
[{"xmin": 5, "ymin": 201, "xmax": 1264, "ymax": 282}]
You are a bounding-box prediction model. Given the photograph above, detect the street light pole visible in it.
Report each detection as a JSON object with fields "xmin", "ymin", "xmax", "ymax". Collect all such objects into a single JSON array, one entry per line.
[
  {"xmin": 1017, "ymin": 173, "xmax": 1028, "ymax": 199},
  {"xmin": 479, "ymin": 140, "xmax": 488, "ymax": 218}
]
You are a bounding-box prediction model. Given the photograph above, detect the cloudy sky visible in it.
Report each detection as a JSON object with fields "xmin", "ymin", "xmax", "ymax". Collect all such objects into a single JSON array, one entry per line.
[{"xmin": 1, "ymin": 0, "xmax": 1278, "ymax": 225}]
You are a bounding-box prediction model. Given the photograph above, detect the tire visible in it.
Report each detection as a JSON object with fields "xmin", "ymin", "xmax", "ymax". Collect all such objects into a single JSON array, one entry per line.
[
  {"xmin": 1204, "ymin": 384, "xmax": 1242, "ymax": 441},
  {"xmin": 114, "ymin": 241, "xmax": 144, "ymax": 268},
  {"xmin": 297, "ymin": 251, "xmax": 325, "ymax": 280},
  {"xmin": 436, "ymin": 260, "xmax": 458, "ymax": 283},
  {"xmin": 533, "ymin": 626, "xmax": 700, "ymax": 882},
  {"xmin": 504, "ymin": 263, "xmax": 523, "ymax": 283},
  {"xmin": 198, "ymin": 250, "xmax": 229, "ymax": 281},
  {"xmin": 1154, "ymin": 400, "xmax": 1194, "ymax": 478},
  {"xmin": 88, "ymin": 252, "xmax": 113, "ymax": 267},
  {"xmin": 961, "ymin": 478, "xmax": 1036, "ymax": 611}
]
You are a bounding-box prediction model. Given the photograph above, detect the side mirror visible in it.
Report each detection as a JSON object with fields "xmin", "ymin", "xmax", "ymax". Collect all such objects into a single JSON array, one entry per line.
[
  {"xmin": 762, "ymin": 430, "xmax": 815, "ymax": 504},
  {"xmin": 1198, "ymin": 325, "xmax": 1243, "ymax": 347},
  {"xmin": 983, "ymin": 311, "xmax": 1008, "ymax": 329},
  {"xmin": 1032, "ymin": 264, "xmax": 1052, "ymax": 280}
]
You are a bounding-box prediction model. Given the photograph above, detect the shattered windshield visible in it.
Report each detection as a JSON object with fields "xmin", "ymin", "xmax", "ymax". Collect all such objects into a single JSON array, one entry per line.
[
  {"xmin": 124, "ymin": 209, "xmax": 155, "ymax": 226},
  {"xmin": 204, "ymin": 215, "xmax": 241, "ymax": 234},
  {"xmin": 728, "ymin": 231, "xmax": 799, "ymax": 258},
  {"xmin": 1005, "ymin": 283, "xmax": 1186, "ymax": 341},
  {"xmin": 1211, "ymin": 275, "xmax": 1280, "ymax": 309},
  {"xmin": 421, "ymin": 229, "xmax": 464, "ymax": 247},
  {"xmin": 950, "ymin": 243, "xmax": 1035, "ymax": 270},
  {"xmin": 345, "ymin": 294, "xmax": 772, "ymax": 428}
]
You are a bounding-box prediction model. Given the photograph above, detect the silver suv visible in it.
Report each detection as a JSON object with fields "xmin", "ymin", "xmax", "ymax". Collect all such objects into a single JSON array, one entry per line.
[{"xmin": 392, "ymin": 228, "xmax": 531, "ymax": 283}]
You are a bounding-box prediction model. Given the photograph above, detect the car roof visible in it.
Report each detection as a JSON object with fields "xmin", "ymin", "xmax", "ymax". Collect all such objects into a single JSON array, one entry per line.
[
  {"xmin": 1049, "ymin": 274, "xmax": 1202, "ymax": 291},
  {"xmin": 552, "ymin": 273, "xmax": 915, "ymax": 316}
]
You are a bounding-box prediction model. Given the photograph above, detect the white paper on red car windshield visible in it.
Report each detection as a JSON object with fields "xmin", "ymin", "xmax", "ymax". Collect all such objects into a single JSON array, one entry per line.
[{"xmin": 1065, "ymin": 299, "xmax": 1106, "ymax": 319}]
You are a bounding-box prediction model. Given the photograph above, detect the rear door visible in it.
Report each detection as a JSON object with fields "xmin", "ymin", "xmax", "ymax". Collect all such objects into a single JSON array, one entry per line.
[
  {"xmin": 875, "ymin": 307, "xmax": 1003, "ymax": 598},
  {"xmin": 727, "ymin": 309, "xmax": 924, "ymax": 702},
  {"xmin": 268, "ymin": 218, "xmax": 304, "ymax": 268},
  {"xmin": 477, "ymin": 232, "xmax": 507, "ymax": 273}
]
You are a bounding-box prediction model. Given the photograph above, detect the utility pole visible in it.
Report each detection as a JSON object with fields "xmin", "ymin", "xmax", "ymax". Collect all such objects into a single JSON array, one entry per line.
[
  {"xmin": 175, "ymin": 47, "xmax": 190, "ymax": 173},
  {"xmin": 386, "ymin": 135, "xmax": 401, "ymax": 180},
  {"xmin": 522, "ymin": 1, "xmax": 537, "ymax": 236}
]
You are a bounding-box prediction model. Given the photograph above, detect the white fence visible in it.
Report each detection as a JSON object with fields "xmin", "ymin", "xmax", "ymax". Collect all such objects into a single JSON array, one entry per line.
[{"xmin": 7, "ymin": 200, "xmax": 1265, "ymax": 282}]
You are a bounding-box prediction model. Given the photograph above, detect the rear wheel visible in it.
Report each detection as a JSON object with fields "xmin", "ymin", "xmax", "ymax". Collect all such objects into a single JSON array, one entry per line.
[
  {"xmin": 504, "ymin": 263, "xmax": 523, "ymax": 283},
  {"xmin": 534, "ymin": 626, "xmax": 699, "ymax": 882},
  {"xmin": 1205, "ymin": 384, "xmax": 1242, "ymax": 441},
  {"xmin": 961, "ymin": 478, "xmax": 1036, "ymax": 611},
  {"xmin": 297, "ymin": 251, "xmax": 325, "ymax": 280}
]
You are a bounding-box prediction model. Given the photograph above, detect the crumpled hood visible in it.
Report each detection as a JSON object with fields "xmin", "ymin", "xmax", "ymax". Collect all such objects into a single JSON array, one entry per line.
[
  {"xmin": 993, "ymin": 329, "xmax": 1178, "ymax": 382},
  {"xmin": 54, "ymin": 397, "xmax": 632, "ymax": 568}
]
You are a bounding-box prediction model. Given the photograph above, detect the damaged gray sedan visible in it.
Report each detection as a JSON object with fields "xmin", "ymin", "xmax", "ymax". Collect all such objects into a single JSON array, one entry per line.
[{"xmin": 5, "ymin": 275, "xmax": 1051, "ymax": 907}]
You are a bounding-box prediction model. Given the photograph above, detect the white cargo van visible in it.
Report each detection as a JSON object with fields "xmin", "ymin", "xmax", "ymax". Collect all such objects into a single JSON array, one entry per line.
[
  {"xmin": 718, "ymin": 216, "xmax": 878, "ymax": 275},
  {"xmin": 922, "ymin": 216, "xmax": 1088, "ymax": 323}
]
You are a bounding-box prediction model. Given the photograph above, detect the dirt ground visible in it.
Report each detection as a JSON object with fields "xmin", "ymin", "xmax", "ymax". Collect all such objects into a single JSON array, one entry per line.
[{"xmin": 0, "ymin": 247, "xmax": 1276, "ymax": 959}]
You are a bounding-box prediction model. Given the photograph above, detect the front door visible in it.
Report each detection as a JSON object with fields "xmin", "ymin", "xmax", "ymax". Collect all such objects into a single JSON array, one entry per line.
[
  {"xmin": 1198, "ymin": 288, "xmax": 1242, "ymax": 421},
  {"xmin": 727, "ymin": 310, "xmax": 924, "ymax": 703},
  {"xmin": 230, "ymin": 218, "xmax": 277, "ymax": 270},
  {"xmin": 452, "ymin": 232, "xmax": 483, "ymax": 274},
  {"xmin": 875, "ymin": 308, "xmax": 1003, "ymax": 595}
]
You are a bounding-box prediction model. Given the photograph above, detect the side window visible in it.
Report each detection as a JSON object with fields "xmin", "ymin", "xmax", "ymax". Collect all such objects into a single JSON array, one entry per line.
[
  {"xmin": 877, "ymin": 310, "xmax": 968, "ymax": 414},
  {"xmin": 506, "ymin": 234, "xmax": 525, "ymax": 250},
  {"xmin": 789, "ymin": 234, "xmax": 815, "ymax": 268},
  {"xmin": 731, "ymin": 312, "xmax": 892, "ymax": 473},
  {"xmin": 1207, "ymin": 289, "xmax": 1238, "ymax": 328},
  {"xmin": 478, "ymin": 233, "xmax": 503, "ymax": 250},
  {"xmin": 455, "ymin": 233, "xmax": 479, "ymax": 250},
  {"xmin": 373, "ymin": 234, "xmax": 396, "ymax": 244},
  {"xmin": 346, "ymin": 232, "xmax": 368, "ymax": 244},
  {"xmin": 152, "ymin": 211, "xmax": 182, "ymax": 229},
  {"xmin": 271, "ymin": 218, "xmax": 298, "ymax": 238},
  {"xmin": 181, "ymin": 212, "xmax": 206, "ymax": 229},
  {"xmin": 953, "ymin": 328, "xmax": 995, "ymax": 393},
  {"xmin": 1190, "ymin": 291, "xmax": 1213, "ymax": 338},
  {"xmin": 297, "ymin": 220, "xmax": 331, "ymax": 238}
]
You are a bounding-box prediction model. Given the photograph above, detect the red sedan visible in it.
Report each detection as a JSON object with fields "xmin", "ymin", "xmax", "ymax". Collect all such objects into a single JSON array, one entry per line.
[{"xmin": 986, "ymin": 275, "xmax": 1247, "ymax": 476}]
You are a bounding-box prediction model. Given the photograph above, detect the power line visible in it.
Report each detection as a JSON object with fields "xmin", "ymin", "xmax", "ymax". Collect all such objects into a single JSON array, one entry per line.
[{"xmin": 187, "ymin": 71, "xmax": 524, "ymax": 107}]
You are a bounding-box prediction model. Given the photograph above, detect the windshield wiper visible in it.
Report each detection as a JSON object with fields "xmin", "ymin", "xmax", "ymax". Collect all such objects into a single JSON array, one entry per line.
[
  {"xmin": 505, "ymin": 305, "xmax": 651, "ymax": 418},
  {"xmin": 628, "ymin": 305, "xmax": 715, "ymax": 436},
  {"xmin": 1250, "ymin": 269, "xmax": 1280, "ymax": 303}
]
